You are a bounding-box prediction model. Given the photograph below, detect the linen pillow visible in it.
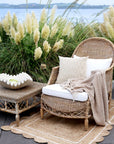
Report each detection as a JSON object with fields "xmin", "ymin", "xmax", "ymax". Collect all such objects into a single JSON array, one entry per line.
[
  {"xmin": 56, "ymin": 56, "xmax": 88, "ymax": 84},
  {"xmin": 74, "ymin": 55, "xmax": 112, "ymax": 77}
]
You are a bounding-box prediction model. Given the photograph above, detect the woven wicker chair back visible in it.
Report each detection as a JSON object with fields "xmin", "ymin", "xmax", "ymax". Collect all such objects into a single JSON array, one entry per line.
[{"xmin": 72, "ymin": 37, "xmax": 114, "ymax": 61}]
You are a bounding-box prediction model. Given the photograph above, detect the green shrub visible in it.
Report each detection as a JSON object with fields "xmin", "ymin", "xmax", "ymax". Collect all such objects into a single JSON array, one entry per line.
[{"xmin": 0, "ymin": 8, "xmax": 97, "ymax": 83}]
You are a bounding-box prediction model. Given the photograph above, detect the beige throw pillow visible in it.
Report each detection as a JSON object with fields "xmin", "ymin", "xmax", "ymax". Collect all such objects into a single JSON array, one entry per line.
[{"xmin": 56, "ymin": 56, "xmax": 88, "ymax": 84}]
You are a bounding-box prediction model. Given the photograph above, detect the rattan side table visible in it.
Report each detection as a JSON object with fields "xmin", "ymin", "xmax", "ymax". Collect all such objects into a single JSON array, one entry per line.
[{"xmin": 0, "ymin": 82, "xmax": 46, "ymax": 126}]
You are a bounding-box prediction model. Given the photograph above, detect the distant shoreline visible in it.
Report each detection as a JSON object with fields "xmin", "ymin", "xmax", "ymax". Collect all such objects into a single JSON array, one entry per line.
[
  {"xmin": 0, "ymin": 3, "xmax": 110, "ymax": 9},
  {"xmin": 0, "ymin": 7, "xmax": 106, "ymax": 9}
]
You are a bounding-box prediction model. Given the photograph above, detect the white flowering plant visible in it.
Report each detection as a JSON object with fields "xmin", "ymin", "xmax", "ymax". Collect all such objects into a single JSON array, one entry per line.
[
  {"xmin": 0, "ymin": 6, "xmax": 91, "ymax": 82},
  {"xmin": 99, "ymin": 6, "xmax": 114, "ymax": 42}
]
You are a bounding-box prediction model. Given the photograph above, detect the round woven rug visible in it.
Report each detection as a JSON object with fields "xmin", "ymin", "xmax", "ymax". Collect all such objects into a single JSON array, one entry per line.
[{"xmin": 1, "ymin": 100, "xmax": 114, "ymax": 144}]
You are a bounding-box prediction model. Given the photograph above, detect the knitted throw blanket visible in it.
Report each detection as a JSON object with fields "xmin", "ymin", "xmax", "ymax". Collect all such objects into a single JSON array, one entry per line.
[{"xmin": 61, "ymin": 71, "xmax": 109, "ymax": 126}]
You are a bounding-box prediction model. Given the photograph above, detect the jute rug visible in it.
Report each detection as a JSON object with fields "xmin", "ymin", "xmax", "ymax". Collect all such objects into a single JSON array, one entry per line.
[{"xmin": 1, "ymin": 100, "xmax": 114, "ymax": 144}]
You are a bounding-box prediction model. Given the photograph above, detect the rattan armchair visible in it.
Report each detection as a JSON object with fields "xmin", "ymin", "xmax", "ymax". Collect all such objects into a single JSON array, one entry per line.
[{"xmin": 40, "ymin": 37, "xmax": 114, "ymax": 130}]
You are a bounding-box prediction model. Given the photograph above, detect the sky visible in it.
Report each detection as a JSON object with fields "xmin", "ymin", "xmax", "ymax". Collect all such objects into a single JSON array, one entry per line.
[{"xmin": 0, "ymin": 0, "xmax": 114, "ymax": 5}]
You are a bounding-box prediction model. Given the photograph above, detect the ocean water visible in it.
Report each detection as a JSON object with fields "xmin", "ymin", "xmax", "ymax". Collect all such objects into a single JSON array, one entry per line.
[{"xmin": 0, "ymin": 8, "xmax": 105, "ymax": 23}]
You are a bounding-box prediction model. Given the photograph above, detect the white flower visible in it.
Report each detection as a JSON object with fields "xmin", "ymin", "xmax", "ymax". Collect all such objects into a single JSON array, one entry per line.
[
  {"xmin": 68, "ymin": 29, "xmax": 75, "ymax": 38},
  {"xmin": 49, "ymin": 5, "xmax": 57, "ymax": 25},
  {"xmin": 62, "ymin": 22, "xmax": 72, "ymax": 36},
  {"xmin": 25, "ymin": 13, "xmax": 32, "ymax": 34},
  {"xmin": 43, "ymin": 40, "xmax": 51, "ymax": 53},
  {"xmin": 32, "ymin": 18, "xmax": 39, "ymax": 31},
  {"xmin": 105, "ymin": 21, "xmax": 114, "ymax": 39},
  {"xmin": 6, "ymin": 12, "xmax": 12, "ymax": 25},
  {"xmin": 33, "ymin": 29, "xmax": 40, "ymax": 47},
  {"xmin": 50, "ymin": 23, "xmax": 58, "ymax": 38},
  {"xmin": 17, "ymin": 23, "xmax": 24, "ymax": 39},
  {"xmin": 14, "ymin": 32, "xmax": 21, "ymax": 45},
  {"xmin": 2, "ymin": 18, "xmax": 10, "ymax": 35},
  {"xmin": 12, "ymin": 13, "xmax": 18, "ymax": 30},
  {"xmin": 34, "ymin": 47, "xmax": 42, "ymax": 60},
  {"xmin": 10, "ymin": 27, "xmax": 16, "ymax": 39},
  {"xmin": 41, "ymin": 24, "xmax": 50, "ymax": 40},
  {"xmin": 53, "ymin": 39, "xmax": 64, "ymax": 52},
  {"xmin": 40, "ymin": 8, "xmax": 47, "ymax": 23}
]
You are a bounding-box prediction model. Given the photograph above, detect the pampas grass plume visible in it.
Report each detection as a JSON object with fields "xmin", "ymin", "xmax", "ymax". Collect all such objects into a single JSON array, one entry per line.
[
  {"xmin": 62, "ymin": 22, "xmax": 72, "ymax": 36},
  {"xmin": 40, "ymin": 8, "xmax": 47, "ymax": 23},
  {"xmin": 50, "ymin": 23, "xmax": 58, "ymax": 38},
  {"xmin": 10, "ymin": 27, "xmax": 16, "ymax": 39},
  {"xmin": 41, "ymin": 24, "xmax": 50, "ymax": 40},
  {"xmin": 17, "ymin": 23, "xmax": 24, "ymax": 40},
  {"xmin": 12, "ymin": 13, "xmax": 18, "ymax": 30},
  {"xmin": 43, "ymin": 40, "xmax": 51, "ymax": 53},
  {"xmin": 34, "ymin": 47, "xmax": 42, "ymax": 60},
  {"xmin": 49, "ymin": 5, "xmax": 57, "ymax": 25},
  {"xmin": 15, "ymin": 32, "xmax": 21, "ymax": 44},
  {"xmin": 33, "ymin": 29, "xmax": 40, "ymax": 47},
  {"xmin": 25, "ymin": 13, "xmax": 32, "ymax": 34}
]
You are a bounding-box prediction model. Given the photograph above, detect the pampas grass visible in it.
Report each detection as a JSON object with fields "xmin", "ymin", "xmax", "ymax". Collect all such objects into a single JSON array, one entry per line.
[{"xmin": 0, "ymin": 2, "xmax": 99, "ymax": 82}]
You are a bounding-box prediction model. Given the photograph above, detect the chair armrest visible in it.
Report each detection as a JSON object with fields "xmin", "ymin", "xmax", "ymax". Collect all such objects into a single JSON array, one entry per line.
[
  {"xmin": 105, "ymin": 63, "xmax": 114, "ymax": 93},
  {"xmin": 106, "ymin": 63, "xmax": 114, "ymax": 73},
  {"xmin": 47, "ymin": 66, "xmax": 59, "ymax": 85}
]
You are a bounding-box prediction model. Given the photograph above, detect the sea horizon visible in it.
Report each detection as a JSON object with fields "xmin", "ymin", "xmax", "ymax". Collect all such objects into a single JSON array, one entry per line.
[{"xmin": 0, "ymin": 8, "xmax": 105, "ymax": 23}]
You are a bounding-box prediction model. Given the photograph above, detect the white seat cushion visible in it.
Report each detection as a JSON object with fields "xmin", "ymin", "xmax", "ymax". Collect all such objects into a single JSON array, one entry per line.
[{"xmin": 42, "ymin": 84, "xmax": 88, "ymax": 102}]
